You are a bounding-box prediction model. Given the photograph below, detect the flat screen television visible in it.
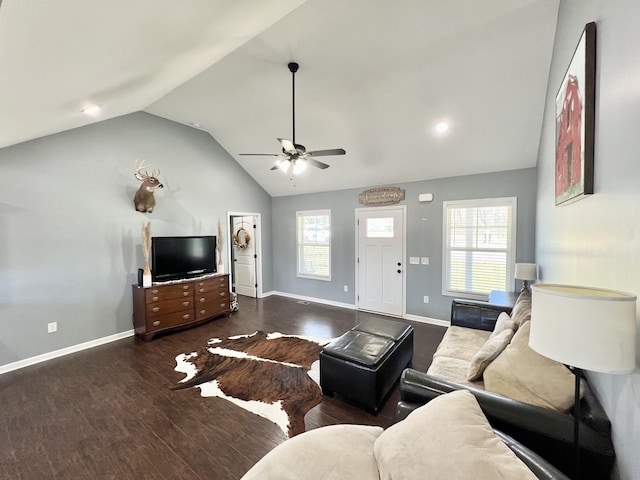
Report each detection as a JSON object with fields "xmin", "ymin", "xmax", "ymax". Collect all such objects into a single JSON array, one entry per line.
[{"xmin": 151, "ymin": 235, "xmax": 217, "ymax": 282}]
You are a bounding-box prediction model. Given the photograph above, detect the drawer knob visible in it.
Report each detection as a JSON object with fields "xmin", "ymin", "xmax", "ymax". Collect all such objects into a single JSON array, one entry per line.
[
  {"xmin": 183, "ymin": 314, "xmax": 190, "ymax": 319},
  {"xmin": 152, "ymin": 307, "xmax": 160, "ymax": 313},
  {"xmin": 199, "ymin": 288, "xmax": 205, "ymax": 293},
  {"xmin": 183, "ymin": 301, "xmax": 190, "ymax": 307},
  {"xmin": 219, "ymin": 292, "xmax": 226, "ymax": 297},
  {"xmin": 200, "ymin": 309, "xmax": 206, "ymax": 315},
  {"xmin": 183, "ymin": 292, "xmax": 189, "ymax": 297},
  {"xmin": 183, "ymin": 285, "xmax": 189, "ymax": 290},
  {"xmin": 152, "ymin": 296, "xmax": 159, "ymax": 302},
  {"xmin": 151, "ymin": 289, "xmax": 159, "ymax": 294},
  {"xmin": 152, "ymin": 321, "xmax": 160, "ymax": 327},
  {"xmin": 200, "ymin": 298, "xmax": 206, "ymax": 303},
  {"xmin": 220, "ymin": 303, "xmax": 226, "ymax": 308}
]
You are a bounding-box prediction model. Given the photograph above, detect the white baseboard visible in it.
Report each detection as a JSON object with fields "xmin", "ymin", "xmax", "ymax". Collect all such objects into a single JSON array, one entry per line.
[
  {"xmin": 264, "ymin": 291, "xmax": 449, "ymax": 327},
  {"xmin": 267, "ymin": 291, "xmax": 357, "ymax": 310},
  {"xmin": 405, "ymin": 314, "xmax": 450, "ymax": 328},
  {"xmin": 0, "ymin": 329, "xmax": 135, "ymax": 375}
]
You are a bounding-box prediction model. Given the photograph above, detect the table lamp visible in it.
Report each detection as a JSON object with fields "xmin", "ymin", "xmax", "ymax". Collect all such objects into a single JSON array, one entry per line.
[
  {"xmin": 514, "ymin": 263, "xmax": 537, "ymax": 292},
  {"xmin": 529, "ymin": 284, "xmax": 637, "ymax": 479}
]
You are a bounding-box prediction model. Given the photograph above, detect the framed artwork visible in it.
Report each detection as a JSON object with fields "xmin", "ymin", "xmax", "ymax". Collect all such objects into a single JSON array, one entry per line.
[{"xmin": 555, "ymin": 22, "xmax": 596, "ymax": 206}]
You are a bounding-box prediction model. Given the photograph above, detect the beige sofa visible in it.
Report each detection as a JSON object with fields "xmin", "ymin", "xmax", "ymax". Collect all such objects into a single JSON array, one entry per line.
[
  {"xmin": 397, "ymin": 290, "xmax": 615, "ymax": 479},
  {"xmin": 241, "ymin": 390, "xmax": 569, "ymax": 480}
]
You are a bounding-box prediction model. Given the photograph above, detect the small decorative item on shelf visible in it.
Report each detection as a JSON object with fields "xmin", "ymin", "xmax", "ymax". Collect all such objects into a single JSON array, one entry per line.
[
  {"xmin": 141, "ymin": 221, "xmax": 152, "ymax": 287},
  {"xmin": 217, "ymin": 218, "xmax": 225, "ymax": 273}
]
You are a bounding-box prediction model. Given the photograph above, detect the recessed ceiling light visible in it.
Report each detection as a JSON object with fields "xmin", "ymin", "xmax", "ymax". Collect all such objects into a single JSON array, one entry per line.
[
  {"xmin": 81, "ymin": 105, "xmax": 101, "ymax": 116},
  {"xmin": 435, "ymin": 121, "xmax": 449, "ymax": 134}
]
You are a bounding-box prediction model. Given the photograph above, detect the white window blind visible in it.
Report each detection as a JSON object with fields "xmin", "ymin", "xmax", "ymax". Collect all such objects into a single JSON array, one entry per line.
[
  {"xmin": 443, "ymin": 198, "xmax": 517, "ymax": 297},
  {"xmin": 296, "ymin": 210, "xmax": 331, "ymax": 280}
]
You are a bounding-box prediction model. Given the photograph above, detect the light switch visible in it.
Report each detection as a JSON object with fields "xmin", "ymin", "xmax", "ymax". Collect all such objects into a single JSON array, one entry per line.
[
  {"xmin": 421, "ymin": 257, "xmax": 430, "ymax": 265},
  {"xmin": 409, "ymin": 257, "xmax": 420, "ymax": 265}
]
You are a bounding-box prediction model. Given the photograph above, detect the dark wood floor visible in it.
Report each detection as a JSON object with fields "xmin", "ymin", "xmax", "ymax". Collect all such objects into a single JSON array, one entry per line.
[{"xmin": 0, "ymin": 295, "xmax": 445, "ymax": 480}]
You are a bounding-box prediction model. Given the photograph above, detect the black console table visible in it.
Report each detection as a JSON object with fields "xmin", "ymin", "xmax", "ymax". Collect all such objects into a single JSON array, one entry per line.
[{"xmin": 488, "ymin": 290, "xmax": 520, "ymax": 308}]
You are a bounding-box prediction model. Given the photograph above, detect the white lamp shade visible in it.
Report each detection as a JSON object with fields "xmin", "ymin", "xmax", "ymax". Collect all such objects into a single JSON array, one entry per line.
[
  {"xmin": 514, "ymin": 263, "xmax": 537, "ymax": 281},
  {"xmin": 529, "ymin": 284, "xmax": 637, "ymax": 374}
]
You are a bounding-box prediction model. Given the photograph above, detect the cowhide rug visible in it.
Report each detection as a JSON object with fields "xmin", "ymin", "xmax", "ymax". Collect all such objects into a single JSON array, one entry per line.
[{"xmin": 172, "ymin": 331, "xmax": 330, "ymax": 437}]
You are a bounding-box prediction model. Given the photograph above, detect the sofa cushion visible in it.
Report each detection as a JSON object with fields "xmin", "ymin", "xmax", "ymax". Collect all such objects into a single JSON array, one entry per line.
[
  {"xmin": 483, "ymin": 321, "xmax": 576, "ymax": 412},
  {"xmin": 241, "ymin": 424, "xmax": 382, "ymax": 480},
  {"xmin": 428, "ymin": 355, "xmax": 482, "ymax": 386},
  {"xmin": 431, "ymin": 325, "xmax": 491, "ymax": 362},
  {"xmin": 373, "ymin": 390, "xmax": 537, "ymax": 480},
  {"xmin": 510, "ymin": 290, "xmax": 532, "ymax": 329},
  {"xmin": 467, "ymin": 327, "xmax": 514, "ymax": 381},
  {"xmin": 489, "ymin": 311, "xmax": 516, "ymax": 339}
]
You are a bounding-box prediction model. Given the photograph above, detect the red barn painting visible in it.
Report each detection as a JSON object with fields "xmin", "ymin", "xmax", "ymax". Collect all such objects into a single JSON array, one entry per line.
[
  {"xmin": 555, "ymin": 74, "xmax": 583, "ymax": 198},
  {"xmin": 554, "ymin": 22, "xmax": 596, "ymax": 206}
]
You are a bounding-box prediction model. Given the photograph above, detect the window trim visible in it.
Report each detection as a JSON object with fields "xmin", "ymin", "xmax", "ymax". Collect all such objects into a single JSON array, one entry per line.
[
  {"xmin": 441, "ymin": 197, "xmax": 517, "ymax": 299},
  {"xmin": 296, "ymin": 209, "xmax": 331, "ymax": 281}
]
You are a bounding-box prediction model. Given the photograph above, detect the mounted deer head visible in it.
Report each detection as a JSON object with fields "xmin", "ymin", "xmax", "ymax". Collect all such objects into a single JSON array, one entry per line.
[{"xmin": 134, "ymin": 160, "xmax": 163, "ymax": 213}]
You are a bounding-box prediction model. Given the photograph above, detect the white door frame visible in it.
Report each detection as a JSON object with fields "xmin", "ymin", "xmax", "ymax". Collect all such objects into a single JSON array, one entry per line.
[
  {"xmin": 227, "ymin": 211, "xmax": 263, "ymax": 298},
  {"xmin": 355, "ymin": 205, "xmax": 407, "ymax": 317}
]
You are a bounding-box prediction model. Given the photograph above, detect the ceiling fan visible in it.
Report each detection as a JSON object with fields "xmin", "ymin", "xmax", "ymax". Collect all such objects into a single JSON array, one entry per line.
[{"xmin": 239, "ymin": 62, "xmax": 346, "ymax": 175}]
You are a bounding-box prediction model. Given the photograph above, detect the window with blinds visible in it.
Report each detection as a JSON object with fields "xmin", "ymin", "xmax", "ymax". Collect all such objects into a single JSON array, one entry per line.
[
  {"xmin": 297, "ymin": 210, "xmax": 331, "ymax": 281},
  {"xmin": 442, "ymin": 198, "xmax": 517, "ymax": 298}
]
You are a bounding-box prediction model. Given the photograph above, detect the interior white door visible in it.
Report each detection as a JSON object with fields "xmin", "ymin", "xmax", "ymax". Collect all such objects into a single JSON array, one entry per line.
[
  {"xmin": 356, "ymin": 207, "xmax": 405, "ymax": 317},
  {"xmin": 232, "ymin": 215, "xmax": 257, "ymax": 297}
]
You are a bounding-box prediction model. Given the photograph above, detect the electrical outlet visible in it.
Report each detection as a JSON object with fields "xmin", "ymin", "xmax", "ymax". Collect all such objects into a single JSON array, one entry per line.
[
  {"xmin": 423, "ymin": 296, "xmax": 429, "ymax": 304},
  {"xmin": 344, "ymin": 285, "xmax": 348, "ymax": 292},
  {"xmin": 47, "ymin": 322, "xmax": 57, "ymax": 333}
]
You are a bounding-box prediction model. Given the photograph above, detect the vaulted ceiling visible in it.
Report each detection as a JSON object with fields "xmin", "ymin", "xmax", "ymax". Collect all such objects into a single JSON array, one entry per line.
[{"xmin": 0, "ymin": 0, "xmax": 559, "ymax": 196}]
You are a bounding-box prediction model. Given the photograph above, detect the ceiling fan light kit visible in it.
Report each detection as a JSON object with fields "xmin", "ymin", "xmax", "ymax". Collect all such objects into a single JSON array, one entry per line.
[{"xmin": 239, "ymin": 61, "xmax": 346, "ymax": 176}]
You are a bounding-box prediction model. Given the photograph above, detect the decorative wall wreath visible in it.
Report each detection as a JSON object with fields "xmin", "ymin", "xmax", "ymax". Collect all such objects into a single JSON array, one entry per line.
[{"xmin": 233, "ymin": 227, "xmax": 251, "ymax": 249}]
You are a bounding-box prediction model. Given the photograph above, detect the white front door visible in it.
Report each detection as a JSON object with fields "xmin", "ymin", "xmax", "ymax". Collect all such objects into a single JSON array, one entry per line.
[
  {"xmin": 356, "ymin": 206, "xmax": 405, "ymax": 317},
  {"xmin": 232, "ymin": 215, "xmax": 257, "ymax": 297}
]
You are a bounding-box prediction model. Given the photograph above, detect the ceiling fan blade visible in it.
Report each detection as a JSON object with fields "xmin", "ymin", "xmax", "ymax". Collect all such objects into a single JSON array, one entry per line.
[
  {"xmin": 278, "ymin": 138, "xmax": 297, "ymax": 155},
  {"xmin": 239, "ymin": 153, "xmax": 283, "ymax": 156},
  {"xmin": 306, "ymin": 148, "xmax": 346, "ymax": 157},
  {"xmin": 307, "ymin": 157, "xmax": 330, "ymax": 169}
]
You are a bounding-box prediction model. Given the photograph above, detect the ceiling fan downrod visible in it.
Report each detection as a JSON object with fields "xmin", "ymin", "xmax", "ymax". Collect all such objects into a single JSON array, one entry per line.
[{"xmin": 288, "ymin": 62, "xmax": 299, "ymax": 146}]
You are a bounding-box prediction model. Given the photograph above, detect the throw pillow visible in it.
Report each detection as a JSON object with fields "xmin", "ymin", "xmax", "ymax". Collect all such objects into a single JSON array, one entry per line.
[
  {"xmin": 490, "ymin": 311, "xmax": 516, "ymax": 339},
  {"xmin": 467, "ymin": 328, "xmax": 515, "ymax": 381},
  {"xmin": 483, "ymin": 321, "xmax": 576, "ymax": 412},
  {"xmin": 373, "ymin": 390, "xmax": 537, "ymax": 480},
  {"xmin": 242, "ymin": 424, "xmax": 382, "ymax": 479}
]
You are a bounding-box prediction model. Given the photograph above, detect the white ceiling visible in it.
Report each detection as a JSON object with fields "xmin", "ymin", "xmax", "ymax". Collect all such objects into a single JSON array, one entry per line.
[{"xmin": 0, "ymin": 0, "xmax": 559, "ymax": 197}]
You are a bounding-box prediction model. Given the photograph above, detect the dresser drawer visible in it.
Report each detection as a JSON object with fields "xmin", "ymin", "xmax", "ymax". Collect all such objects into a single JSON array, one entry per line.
[
  {"xmin": 195, "ymin": 300, "xmax": 230, "ymax": 321},
  {"xmin": 146, "ymin": 310, "xmax": 194, "ymax": 331},
  {"xmin": 145, "ymin": 297, "xmax": 194, "ymax": 318},
  {"xmin": 194, "ymin": 276, "xmax": 229, "ymax": 294},
  {"xmin": 145, "ymin": 283, "xmax": 193, "ymax": 303}
]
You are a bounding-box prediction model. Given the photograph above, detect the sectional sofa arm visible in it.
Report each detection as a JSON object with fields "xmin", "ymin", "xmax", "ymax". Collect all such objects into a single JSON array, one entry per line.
[
  {"xmin": 397, "ymin": 369, "xmax": 613, "ymax": 456},
  {"xmin": 493, "ymin": 430, "xmax": 570, "ymax": 480},
  {"xmin": 450, "ymin": 298, "xmax": 513, "ymax": 331}
]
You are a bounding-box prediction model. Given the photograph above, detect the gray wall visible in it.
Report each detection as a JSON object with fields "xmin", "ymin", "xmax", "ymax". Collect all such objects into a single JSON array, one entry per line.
[
  {"xmin": 0, "ymin": 112, "xmax": 272, "ymax": 367},
  {"xmin": 535, "ymin": 1, "xmax": 640, "ymax": 478},
  {"xmin": 272, "ymin": 167, "xmax": 537, "ymax": 321}
]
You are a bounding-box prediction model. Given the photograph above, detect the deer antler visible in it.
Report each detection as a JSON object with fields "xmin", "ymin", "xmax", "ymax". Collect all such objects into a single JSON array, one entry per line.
[{"xmin": 135, "ymin": 159, "xmax": 150, "ymax": 180}]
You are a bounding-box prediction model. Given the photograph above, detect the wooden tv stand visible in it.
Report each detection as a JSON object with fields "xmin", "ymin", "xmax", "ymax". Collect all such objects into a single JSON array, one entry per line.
[{"xmin": 132, "ymin": 274, "xmax": 230, "ymax": 341}]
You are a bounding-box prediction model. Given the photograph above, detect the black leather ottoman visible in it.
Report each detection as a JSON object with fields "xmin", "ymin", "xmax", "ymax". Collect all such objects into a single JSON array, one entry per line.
[{"xmin": 319, "ymin": 318, "xmax": 414, "ymax": 413}]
